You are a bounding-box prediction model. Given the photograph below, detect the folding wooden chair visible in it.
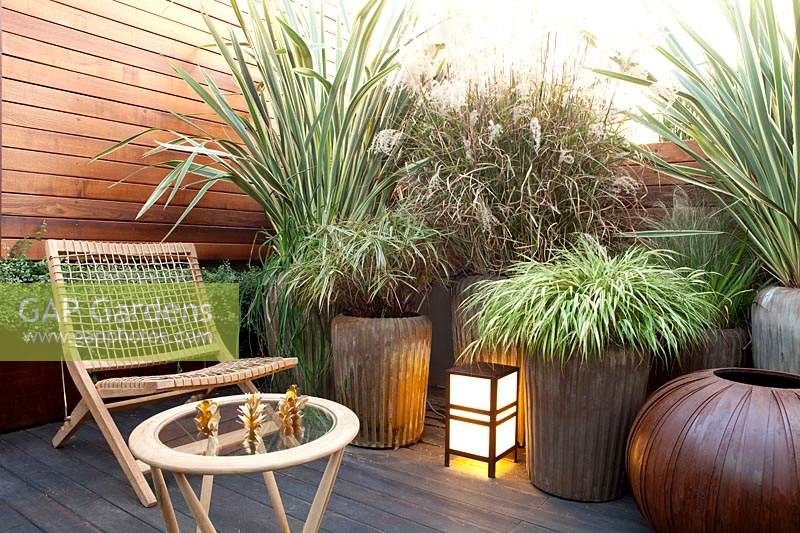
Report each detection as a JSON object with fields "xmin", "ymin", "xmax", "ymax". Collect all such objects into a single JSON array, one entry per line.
[{"xmin": 45, "ymin": 240, "xmax": 297, "ymax": 507}]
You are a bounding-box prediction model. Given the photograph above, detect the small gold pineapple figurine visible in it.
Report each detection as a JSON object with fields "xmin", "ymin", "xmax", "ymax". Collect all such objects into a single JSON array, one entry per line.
[
  {"xmin": 275, "ymin": 384, "xmax": 307, "ymax": 447},
  {"xmin": 194, "ymin": 399, "xmax": 220, "ymax": 457},
  {"xmin": 239, "ymin": 393, "xmax": 266, "ymax": 454},
  {"xmin": 194, "ymin": 400, "xmax": 220, "ymax": 438}
]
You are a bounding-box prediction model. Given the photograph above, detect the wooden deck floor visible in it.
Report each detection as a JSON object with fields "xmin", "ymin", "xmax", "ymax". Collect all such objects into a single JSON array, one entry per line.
[{"xmin": 0, "ymin": 390, "xmax": 650, "ymax": 532}]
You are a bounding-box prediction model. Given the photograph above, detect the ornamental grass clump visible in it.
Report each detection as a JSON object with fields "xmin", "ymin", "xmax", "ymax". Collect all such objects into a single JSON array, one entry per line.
[
  {"xmin": 395, "ymin": 65, "xmax": 643, "ymax": 275},
  {"xmin": 465, "ymin": 239, "xmax": 716, "ymax": 365},
  {"xmin": 642, "ymin": 191, "xmax": 761, "ymax": 329},
  {"xmin": 284, "ymin": 213, "xmax": 451, "ymax": 318}
]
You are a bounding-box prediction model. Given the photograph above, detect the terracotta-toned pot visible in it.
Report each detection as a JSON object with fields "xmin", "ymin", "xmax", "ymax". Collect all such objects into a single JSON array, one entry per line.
[
  {"xmin": 525, "ymin": 347, "xmax": 650, "ymax": 502},
  {"xmin": 628, "ymin": 368, "xmax": 800, "ymax": 532},
  {"xmin": 452, "ymin": 275, "xmax": 525, "ymax": 445},
  {"xmin": 648, "ymin": 328, "xmax": 747, "ymax": 394},
  {"xmin": 331, "ymin": 314, "xmax": 431, "ymax": 448},
  {"xmin": 752, "ymin": 287, "xmax": 800, "ymax": 374}
]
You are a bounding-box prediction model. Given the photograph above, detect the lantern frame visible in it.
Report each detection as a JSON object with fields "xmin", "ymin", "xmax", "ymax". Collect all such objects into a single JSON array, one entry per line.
[{"xmin": 444, "ymin": 363, "xmax": 519, "ymax": 478}]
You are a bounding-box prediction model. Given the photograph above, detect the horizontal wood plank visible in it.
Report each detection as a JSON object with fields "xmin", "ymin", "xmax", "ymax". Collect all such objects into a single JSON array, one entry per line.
[
  {"xmin": 3, "ymin": 171, "xmax": 261, "ymax": 212},
  {"xmin": 3, "ymin": 216, "xmax": 260, "ymax": 244},
  {"xmin": 2, "ymin": 193, "xmax": 265, "ymax": 227}
]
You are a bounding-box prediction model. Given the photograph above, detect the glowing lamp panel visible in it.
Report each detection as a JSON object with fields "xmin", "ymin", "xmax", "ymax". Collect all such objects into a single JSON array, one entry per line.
[
  {"xmin": 449, "ymin": 374, "xmax": 491, "ymax": 410},
  {"xmin": 449, "ymin": 418, "xmax": 489, "ymax": 457},
  {"xmin": 496, "ymin": 371, "xmax": 518, "ymax": 408},
  {"xmin": 495, "ymin": 415, "xmax": 517, "ymax": 454}
]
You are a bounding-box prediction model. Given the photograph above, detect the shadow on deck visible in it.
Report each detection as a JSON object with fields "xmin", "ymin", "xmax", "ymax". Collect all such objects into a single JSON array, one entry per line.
[{"xmin": 0, "ymin": 389, "xmax": 650, "ymax": 532}]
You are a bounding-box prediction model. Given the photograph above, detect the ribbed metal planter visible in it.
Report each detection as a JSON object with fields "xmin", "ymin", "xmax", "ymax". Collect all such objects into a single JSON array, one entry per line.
[
  {"xmin": 628, "ymin": 368, "xmax": 800, "ymax": 532},
  {"xmin": 648, "ymin": 328, "xmax": 747, "ymax": 393},
  {"xmin": 331, "ymin": 314, "xmax": 431, "ymax": 448},
  {"xmin": 452, "ymin": 275, "xmax": 525, "ymax": 445},
  {"xmin": 525, "ymin": 347, "xmax": 651, "ymax": 502},
  {"xmin": 752, "ymin": 287, "xmax": 800, "ymax": 374}
]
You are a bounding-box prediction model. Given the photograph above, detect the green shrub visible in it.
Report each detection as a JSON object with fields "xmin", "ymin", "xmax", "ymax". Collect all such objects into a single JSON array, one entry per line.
[
  {"xmin": 201, "ymin": 262, "xmax": 262, "ymax": 354},
  {"xmin": 465, "ymin": 238, "xmax": 716, "ymax": 365}
]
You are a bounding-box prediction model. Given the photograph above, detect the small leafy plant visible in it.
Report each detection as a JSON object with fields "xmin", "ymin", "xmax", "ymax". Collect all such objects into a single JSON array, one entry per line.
[
  {"xmin": 284, "ymin": 212, "xmax": 451, "ymax": 318},
  {"xmin": 465, "ymin": 238, "xmax": 716, "ymax": 365}
]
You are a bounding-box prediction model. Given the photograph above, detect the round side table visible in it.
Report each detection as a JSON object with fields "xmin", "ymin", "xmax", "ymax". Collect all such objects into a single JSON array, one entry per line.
[{"xmin": 129, "ymin": 394, "xmax": 359, "ymax": 533}]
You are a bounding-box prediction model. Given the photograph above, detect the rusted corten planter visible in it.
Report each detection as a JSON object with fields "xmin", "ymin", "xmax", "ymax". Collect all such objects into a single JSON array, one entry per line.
[
  {"xmin": 331, "ymin": 314, "xmax": 431, "ymax": 448},
  {"xmin": 524, "ymin": 347, "xmax": 650, "ymax": 502},
  {"xmin": 648, "ymin": 328, "xmax": 747, "ymax": 394},
  {"xmin": 752, "ymin": 287, "xmax": 800, "ymax": 374},
  {"xmin": 628, "ymin": 368, "xmax": 800, "ymax": 532},
  {"xmin": 452, "ymin": 275, "xmax": 525, "ymax": 445}
]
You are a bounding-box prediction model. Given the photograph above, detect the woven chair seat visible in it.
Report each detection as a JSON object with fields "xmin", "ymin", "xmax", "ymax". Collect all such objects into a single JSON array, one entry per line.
[{"xmin": 95, "ymin": 357, "xmax": 298, "ymax": 398}]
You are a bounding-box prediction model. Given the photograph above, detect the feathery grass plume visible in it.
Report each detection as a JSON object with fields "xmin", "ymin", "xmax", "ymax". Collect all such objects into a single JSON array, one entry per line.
[
  {"xmin": 284, "ymin": 212, "xmax": 451, "ymax": 318},
  {"xmin": 641, "ymin": 190, "xmax": 761, "ymax": 329},
  {"xmin": 464, "ymin": 237, "xmax": 716, "ymax": 366},
  {"xmin": 598, "ymin": 0, "xmax": 800, "ymax": 287},
  {"xmin": 395, "ymin": 61, "xmax": 643, "ymax": 275}
]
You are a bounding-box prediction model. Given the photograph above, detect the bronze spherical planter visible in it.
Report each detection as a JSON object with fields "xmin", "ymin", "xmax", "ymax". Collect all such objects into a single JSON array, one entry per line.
[
  {"xmin": 648, "ymin": 328, "xmax": 747, "ymax": 394},
  {"xmin": 452, "ymin": 275, "xmax": 525, "ymax": 445},
  {"xmin": 524, "ymin": 347, "xmax": 650, "ymax": 502},
  {"xmin": 628, "ymin": 368, "xmax": 800, "ymax": 532},
  {"xmin": 752, "ymin": 287, "xmax": 800, "ymax": 374},
  {"xmin": 331, "ymin": 314, "xmax": 431, "ymax": 448}
]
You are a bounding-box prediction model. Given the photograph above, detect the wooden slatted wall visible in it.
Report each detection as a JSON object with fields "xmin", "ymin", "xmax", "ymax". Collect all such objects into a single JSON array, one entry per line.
[
  {"xmin": 630, "ymin": 140, "xmax": 707, "ymax": 209},
  {"xmin": 1, "ymin": 0, "xmax": 338, "ymax": 260}
]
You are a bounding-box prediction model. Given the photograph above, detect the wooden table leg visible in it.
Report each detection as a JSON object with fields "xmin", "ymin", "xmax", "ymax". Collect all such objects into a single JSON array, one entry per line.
[
  {"xmin": 174, "ymin": 472, "xmax": 216, "ymax": 533},
  {"xmin": 152, "ymin": 467, "xmax": 180, "ymax": 533},
  {"xmin": 302, "ymin": 449, "xmax": 345, "ymax": 533},
  {"xmin": 196, "ymin": 474, "xmax": 214, "ymax": 533},
  {"xmin": 263, "ymin": 471, "xmax": 290, "ymax": 533}
]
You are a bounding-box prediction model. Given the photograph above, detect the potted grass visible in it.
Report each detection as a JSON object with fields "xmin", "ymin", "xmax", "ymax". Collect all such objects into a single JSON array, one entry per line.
[
  {"xmin": 96, "ymin": 0, "xmax": 416, "ymax": 396},
  {"xmin": 284, "ymin": 212, "xmax": 451, "ymax": 448},
  {"xmin": 599, "ymin": 0, "xmax": 800, "ymax": 373},
  {"xmin": 396, "ymin": 63, "xmax": 642, "ymax": 441},
  {"xmin": 465, "ymin": 238, "xmax": 715, "ymax": 501},
  {"xmin": 642, "ymin": 191, "xmax": 761, "ymax": 390}
]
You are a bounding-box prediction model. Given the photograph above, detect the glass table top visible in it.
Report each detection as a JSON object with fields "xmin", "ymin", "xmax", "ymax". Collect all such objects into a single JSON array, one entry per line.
[{"xmin": 158, "ymin": 398, "xmax": 335, "ymax": 457}]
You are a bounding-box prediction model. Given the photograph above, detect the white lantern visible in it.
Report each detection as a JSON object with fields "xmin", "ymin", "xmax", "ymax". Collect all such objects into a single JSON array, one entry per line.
[{"xmin": 445, "ymin": 363, "xmax": 519, "ymax": 477}]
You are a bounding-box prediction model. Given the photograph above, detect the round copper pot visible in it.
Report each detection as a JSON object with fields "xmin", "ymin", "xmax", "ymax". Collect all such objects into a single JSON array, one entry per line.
[{"xmin": 628, "ymin": 368, "xmax": 800, "ymax": 532}]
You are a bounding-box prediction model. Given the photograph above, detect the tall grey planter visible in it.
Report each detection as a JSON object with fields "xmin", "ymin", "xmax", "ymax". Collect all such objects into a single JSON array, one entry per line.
[
  {"xmin": 332, "ymin": 314, "xmax": 431, "ymax": 448},
  {"xmin": 524, "ymin": 347, "xmax": 651, "ymax": 502},
  {"xmin": 752, "ymin": 287, "xmax": 800, "ymax": 374}
]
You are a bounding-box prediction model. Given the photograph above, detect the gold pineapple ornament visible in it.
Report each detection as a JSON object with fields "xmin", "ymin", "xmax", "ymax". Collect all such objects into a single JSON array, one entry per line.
[
  {"xmin": 274, "ymin": 384, "xmax": 307, "ymax": 448},
  {"xmin": 239, "ymin": 393, "xmax": 266, "ymax": 454},
  {"xmin": 194, "ymin": 399, "xmax": 220, "ymax": 456}
]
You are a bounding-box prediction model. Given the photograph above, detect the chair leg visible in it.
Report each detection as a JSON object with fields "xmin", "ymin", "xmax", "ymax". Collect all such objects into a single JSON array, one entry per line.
[
  {"xmin": 52, "ymin": 399, "xmax": 90, "ymax": 448},
  {"xmin": 238, "ymin": 380, "xmax": 259, "ymax": 394},
  {"xmin": 66, "ymin": 362, "xmax": 157, "ymax": 507}
]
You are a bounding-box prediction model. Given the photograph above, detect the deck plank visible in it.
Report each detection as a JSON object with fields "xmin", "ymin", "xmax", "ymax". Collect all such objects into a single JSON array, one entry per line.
[{"xmin": 2, "ymin": 390, "xmax": 651, "ymax": 532}]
